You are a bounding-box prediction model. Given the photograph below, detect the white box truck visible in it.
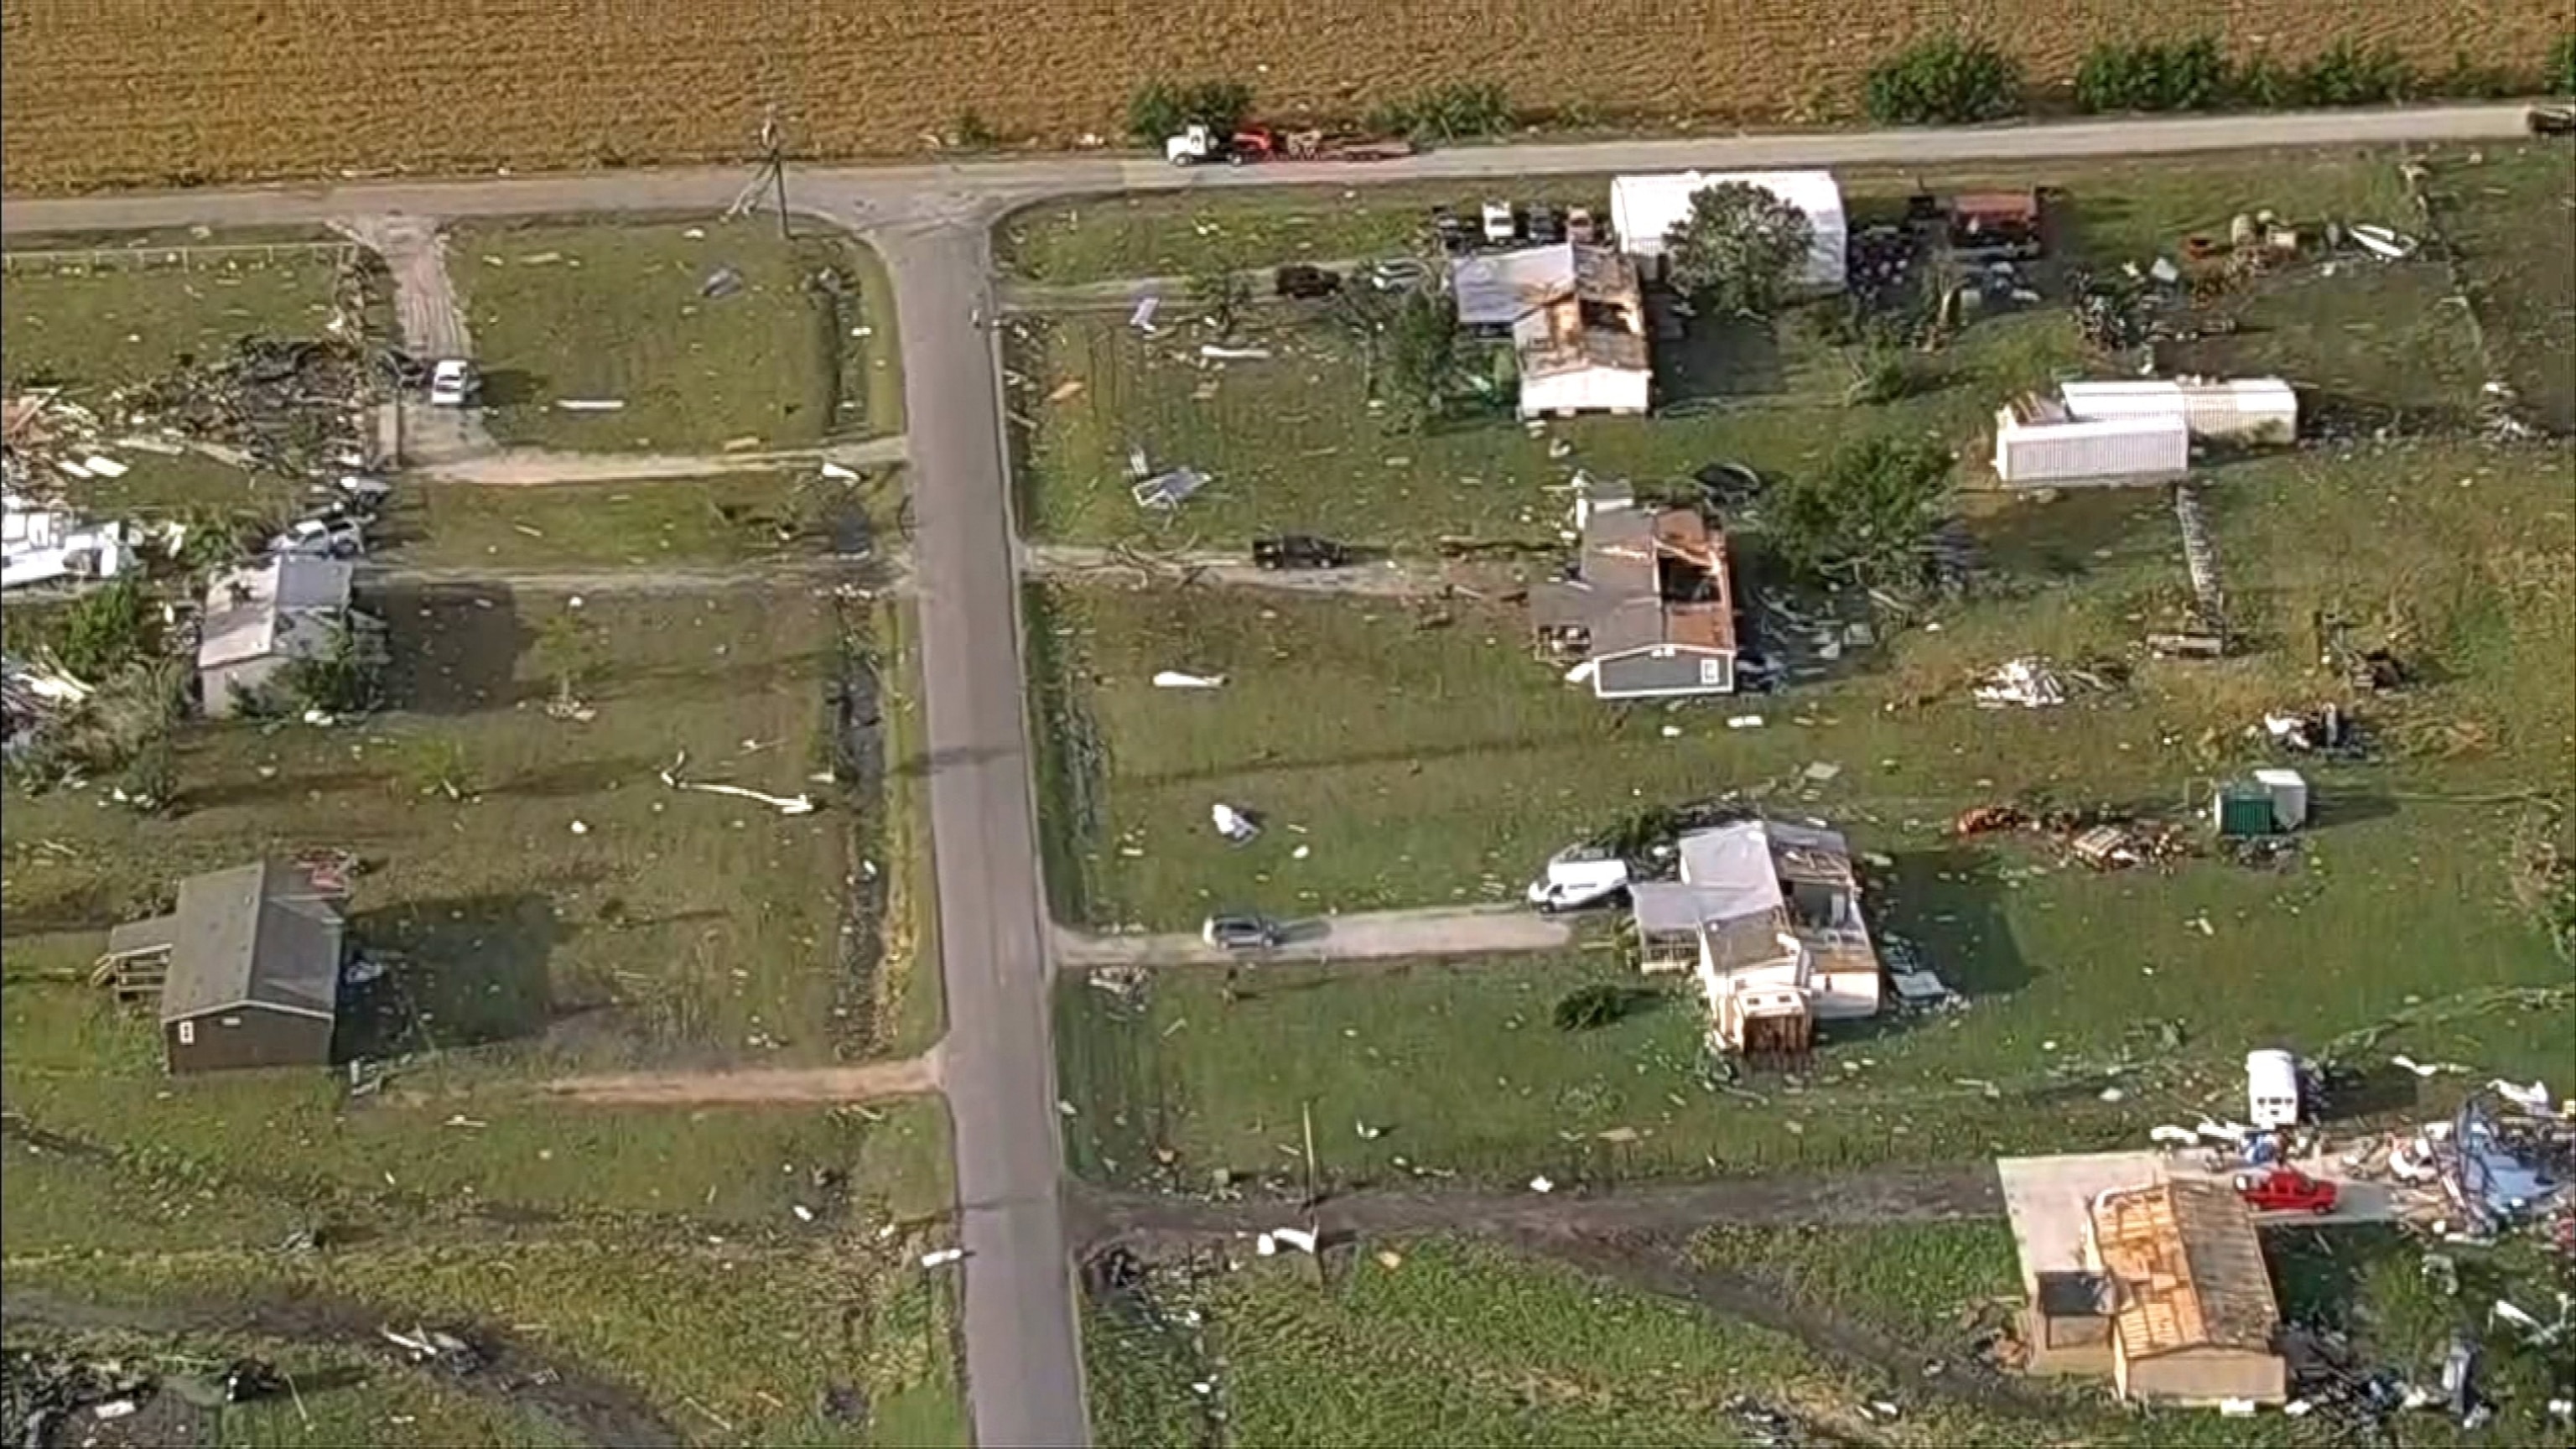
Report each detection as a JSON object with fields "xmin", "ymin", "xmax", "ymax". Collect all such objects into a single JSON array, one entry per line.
[{"xmin": 2246, "ymin": 1048, "xmax": 2301, "ymax": 1130}]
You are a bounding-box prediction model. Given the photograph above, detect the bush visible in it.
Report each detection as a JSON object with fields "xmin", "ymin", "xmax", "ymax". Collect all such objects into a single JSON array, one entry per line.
[
  {"xmin": 1553, "ymin": 984, "xmax": 1655, "ymax": 1031},
  {"xmin": 1765, "ymin": 435, "xmax": 1956, "ymax": 587},
  {"xmin": 2553, "ymin": 34, "xmax": 2576, "ymax": 95},
  {"xmin": 2075, "ymin": 35, "xmax": 2229, "ymax": 112},
  {"xmin": 53, "ymin": 576, "xmax": 158, "ymax": 681},
  {"xmin": 949, "ymin": 109, "xmax": 997, "ymax": 150},
  {"xmin": 1862, "ymin": 35, "xmax": 2023, "ymax": 126},
  {"xmin": 1367, "ymin": 80, "xmax": 1514, "ymax": 143},
  {"xmin": 1125, "ymin": 79, "xmax": 1254, "ymax": 147},
  {"xmin": 278, "ymin": 620, "xmax": 387, "ymax": 716},
  {"xmin": 2231, "ymin": 51, "xmax": 2302, "ymax": 108},
  {"xmin": 2298, "ymin": 39, "xmax": 2414, "ymax": 106}
]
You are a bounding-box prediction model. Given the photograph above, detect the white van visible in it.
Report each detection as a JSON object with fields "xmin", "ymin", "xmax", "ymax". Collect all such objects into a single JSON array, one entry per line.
[
  {"xmin": 1525, "ymin": 848, "xmax": 1629, "ymax": 914},
  {"xmin": 2246, "ymin": 1048, "xmax": 2301, "ymax": 1130}
]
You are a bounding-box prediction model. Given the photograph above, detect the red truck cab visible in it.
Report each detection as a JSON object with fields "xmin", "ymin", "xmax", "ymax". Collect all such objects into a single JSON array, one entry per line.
[{"xmin": 2235, "ymin": 1167, "xmax": 2339, "ymax": 1214}]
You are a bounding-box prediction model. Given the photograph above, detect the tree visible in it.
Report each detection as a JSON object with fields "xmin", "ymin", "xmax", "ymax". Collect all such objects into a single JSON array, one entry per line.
[
  {"xmin": 278, "ymin": 618, "xmax": 387, "ymax": 715},
  {"xmin": 1662, "ymin": 182, "xmax": 1813, "ymax": 319},
  {"xmin": 1554, "ymin": 983, "xmax": 1644, "ymax": 1031},
  {"xmin": 1375, "ymin": 290, "xmax": 1460, "ymax": 433},
  {"xmin": 1188, "ymin": 264, "xmax": 1253, "ymax": 338},
  {"xmin": 54, "ymin": 575, "xmax": 157, "ymax": 681},
  {"xmin": 2554, "ymin": 34, "xmax": 2576, "ymax": 96},
  {"xmin": 1862, "ymin": 35, "xmax": 2023, "ymax": 125},
  {"xmin": 1126, "ymin": 79, "xmax": 1254, "ymax": 147},
  {"xmin": 1763, "ymin": 435, "xmax": 1955, "ymax": 588}
]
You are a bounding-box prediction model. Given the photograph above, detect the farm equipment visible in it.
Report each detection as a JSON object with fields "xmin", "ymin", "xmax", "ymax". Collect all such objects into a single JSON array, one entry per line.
[
  {"xmin": 1480, "ymin": 200, "xmax": 1518, "ymax": 245},
  {"xmin": 1165, "ymin": 123, "xmax": 1415, "ymax": 166}
]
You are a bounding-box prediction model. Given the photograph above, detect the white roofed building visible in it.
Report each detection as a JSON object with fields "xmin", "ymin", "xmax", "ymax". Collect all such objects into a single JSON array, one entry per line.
[{"xmin": 1608, "ymin": 170, "xmax": 1847, "ymax": 290}]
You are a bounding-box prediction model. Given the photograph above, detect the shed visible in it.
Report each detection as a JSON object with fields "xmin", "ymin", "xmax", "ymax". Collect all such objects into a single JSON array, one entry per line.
[
  {"xmin": 2058, "ymin": 378, "xmax": 2299, "ymax": 446},
  {"xmin": 1608, "ymin": 170, "xmax": 1847, "ymax": 290},
  {"xmin": 101, "ymin": 860, "xmax": 347, "ymax": 1073},
  {"xmin": 2087, "ymin": 1179, "xmax": 2287, "ymax": 1406},
  {"xmin": 1992, "ymin": 401, "xmax": 2189, "ymax": 487},
  {"xmin": 198, "ymin": 555, "xmax": 357, "ymax": 718}
]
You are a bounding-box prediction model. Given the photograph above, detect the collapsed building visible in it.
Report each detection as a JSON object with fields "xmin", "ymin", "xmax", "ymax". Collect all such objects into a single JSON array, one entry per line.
[
  {"xmin": 1450, "ymin": 242, "xmax": 1652, "ymax": 418},
  {"xmin": 1628, "ymin": 818, "xmax": 1879, "ymax": 1055},
  {"xmin": 1530, "ymin": 482, "xmax": 1739, "ymax": 701}
]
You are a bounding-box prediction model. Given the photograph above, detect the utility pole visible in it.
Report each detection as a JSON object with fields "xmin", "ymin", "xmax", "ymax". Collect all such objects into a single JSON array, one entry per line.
[
  {"xmin": 1300, "ymin": 1099, "xmax": 1319, "ymax": 1210},
  {"xmin": 761, "ymin": 106, "xmax": 791, "ymax": 241}
]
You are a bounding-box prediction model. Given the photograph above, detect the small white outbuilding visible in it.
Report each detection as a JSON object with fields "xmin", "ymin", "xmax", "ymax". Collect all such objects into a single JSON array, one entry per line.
[
  {"xmin": 1608, "ymin": 170, "xmax": 1847, "ymax": 290},
  {"xmin": 2058, "ymin": 378, "xmax": 2299, "ymax": 445}
]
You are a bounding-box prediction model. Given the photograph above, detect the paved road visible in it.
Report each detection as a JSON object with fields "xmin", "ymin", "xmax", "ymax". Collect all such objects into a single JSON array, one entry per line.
[
  {"xmin": 1057, "ymin": 904, "xmax": 1576, "ymax": 968},
  {"xmin": 3, "ymin": 101, "xmax": 2538, "ymax": 1449}
]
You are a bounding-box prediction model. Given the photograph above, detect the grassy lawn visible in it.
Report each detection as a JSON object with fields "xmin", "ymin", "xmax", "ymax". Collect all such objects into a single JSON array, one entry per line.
[
  {"xmin": 999, "ymin": 148, "xmax": 2425, "ymax": 287},
  {"xmin": 1089, "ymin": 1236, "xmax": 2169, "ymax": 1448},
  {"xmin": 0, "ymin": 243, "xmax": 357, "ymax": 522},
  {"xmin": 2440, "ymin": 143, "xmax": 2576, "ymax": 432},
  {"xmin": 1690, "ymin": 1222, "xmax": 2022, "ymax": 1345},
  {"xmin": 453, "ymin": 218, "xmax": 898, "ymax": 453},
  {"xmin": 1043, "ymin": 432, "xmax": 2572, "ymax": 1188},
  {"xmin": 382, "ymin": 467, "xmax": 901, "ymax": 572},
  {"xmin": 3, "ymin": 586, "xmax": 885, "ymax": 1073},
  {"xmin": 1008, "ymin": 158, "xmax": 2479, "ymax": 552},
  {"xmin": 6, "ymin": 1228, "xmax": 962, "ymax": 1446}
]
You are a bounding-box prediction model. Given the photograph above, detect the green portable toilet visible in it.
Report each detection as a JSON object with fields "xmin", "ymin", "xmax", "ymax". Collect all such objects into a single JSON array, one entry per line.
[{"xmin": 2212, "ymin": 781, "xmax": 2277, "ymax": 838}]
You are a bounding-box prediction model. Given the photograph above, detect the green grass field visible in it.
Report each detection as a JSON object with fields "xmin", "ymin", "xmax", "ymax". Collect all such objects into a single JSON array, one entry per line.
[
  {"xmin": 2439, "ymin": 143, "xmax": 2576, "ymax": 431},
  {"xmin": 1690, "ymin": 1222, "xmax": 2022, "ymax": 1344},
  {"xmin": 454, "ymin": 219, "xmax": 898, "ymax": 453},
  {"xmin": 1007, "ymin": 154, "xmax": 2484, "ymax": 553},
  {"xmin": 382, "ymin": 467, "xmax": 900, "ymax": 572}
]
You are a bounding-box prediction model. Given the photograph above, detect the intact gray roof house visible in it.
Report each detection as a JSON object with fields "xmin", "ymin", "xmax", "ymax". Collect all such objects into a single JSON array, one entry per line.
[
  {"xmin": 199, "ymin": 555, "xmax": 356, "ymax": 718},
  {"xmin": 101, "ymin": 859, "xmax": 347, "ymax": 1072}
]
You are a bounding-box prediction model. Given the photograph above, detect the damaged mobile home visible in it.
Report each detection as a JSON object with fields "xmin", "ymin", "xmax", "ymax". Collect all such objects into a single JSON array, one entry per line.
[
  {"xmin": 1450, "ymin": 242, "xmax": 1652, "ymax": 418},
  {"xmin": 1994, "ymin": 377, "xmax": 2298, "ymax": 486},
  {"xmin": 197, "ymin": 555, "xmax": 374, "ymax": 718},
  {"xmin": 1628, "ymin": 818, "xmax": 1879, "ymax": 1055},
  {"xmin": 1530, "ymin": 483, "xmax": 1738, "ymax": 700}
]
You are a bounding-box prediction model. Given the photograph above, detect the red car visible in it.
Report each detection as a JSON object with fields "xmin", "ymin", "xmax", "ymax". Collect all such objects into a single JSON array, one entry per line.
[{"xmin": 2235, "ymin": 1167, "xmax": 2339, "ymax": 1215}]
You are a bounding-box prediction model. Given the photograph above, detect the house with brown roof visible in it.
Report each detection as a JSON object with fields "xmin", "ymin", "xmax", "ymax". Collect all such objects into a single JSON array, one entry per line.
[
  {"xmin": 2085, "ymin": 1179, "xmax": 2288, "ymax": 1406},
  {"xmin": 97, "ymin": 859, "xmax": 348, "ymax": 1073},
  {"xmin": 1530, "ymin": 491, "xmax": 1737, "ymax": 700}
]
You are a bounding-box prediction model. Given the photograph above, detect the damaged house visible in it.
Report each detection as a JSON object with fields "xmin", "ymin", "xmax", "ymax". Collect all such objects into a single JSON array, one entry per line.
[
  {"xmin": 198, "ymin": 554, "xmax": 366, "ymax": 718},
  {"xmin": 1628, "ymin": 818, "xmax": 1880, "ymax": 1056},
  {"xmin": 95, "ymin": 859, "xmax": 348, "ymax": 1073},
  {"xmin": 1451, "ymin": 242, "xmax": 1652, "ymax": 418},
  {"xmin": 1530, "ymin": 487, "xmax": 1737, "ymax": 700},
  {"xmin": 2085, "ymin": 1179, "xmax": 2288, "ymax": 1406}
]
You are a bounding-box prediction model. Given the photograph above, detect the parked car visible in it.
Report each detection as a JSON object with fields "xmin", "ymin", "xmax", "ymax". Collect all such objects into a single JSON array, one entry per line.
[
  {"xmin": 1251, "ymin": 534, "xmax": 1352, "ymax": 570},
  {"xmin": 1429, "ymin": 205, "xmax": 1474, "ymax": 255},
  {"xmin": 1202, "ymin": 913, "xmax": 1284, "ymax": 953},
  {"xmin": 427, "ymin": 358, "xmax": 478, "ymax": 408},
  {"xmin": 2235, "ymin": 1167, "xmax": 2338, "ymax": 1215},
  {"xmin": 2528, "ymin": 105, "xmax": 2576, "ymax": 137},
  {"xmin": 267, "ymin": 517, "xmax": 366, "ymax": 559},
  {"xmin": 1368, "ymin": 257, "xmax": 1431, "ymax": 293},
  {"xmin": 1480, "ymin": 200, "xmax": 1518, "ymax": 246},
  {"xmin": 1274, "ymin": 263, "xmax": 1343, "ymax": 300},
  {"xmin": 1525, "ymin": 204, "xmax": 1564, "ymax": 246}
]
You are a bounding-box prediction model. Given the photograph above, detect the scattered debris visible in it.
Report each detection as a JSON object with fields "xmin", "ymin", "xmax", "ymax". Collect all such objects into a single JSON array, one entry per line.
[
  {"xmin": 919, "ymin": 1248, "xmax": 966, "ymax": 1269},
  {"xmin": 1210, "ymin": 802, "xmax": 1260, "ymax": 845},
  {"xmin": 553, "ymin": 398, "xmax": 628, "ymax": 413},
  {"xmin": 658, "ymin": 750, "xmax": 818, "ymax": 816},
  {"xmin": 699, "ymin": 265, "xmax": 745, "ymax": 299},
  {"xmin": 1973, "ymin": 657, "xmax": 2066, "ymax": 709},
  {"xmin": 1129, "ymin": 297, "xmax": 1161, "ymax": 333},
  {"xmin": 1152, "ymin": 671, "xmax": 1226, "ymax": 689},
  {"xmin": 1131, "ymin": 468, "xmax": 1208, "ymax": 511}
]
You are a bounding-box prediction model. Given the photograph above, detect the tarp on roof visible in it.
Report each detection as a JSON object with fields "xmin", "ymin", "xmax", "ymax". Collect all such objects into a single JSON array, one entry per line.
[
  {"xmin": 1452, "ymin": 243, "xmax": 1577, "ymax": 328},
  {"xmin": 1609, "ymin": 170, "xmax": 1847, "ymax": 289}
]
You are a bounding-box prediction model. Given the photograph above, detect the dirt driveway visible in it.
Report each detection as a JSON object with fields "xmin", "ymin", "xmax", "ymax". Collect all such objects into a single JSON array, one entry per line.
[{"xmin": 1056, "ymin": 904, "xmax": 1574, "ymax": 968}]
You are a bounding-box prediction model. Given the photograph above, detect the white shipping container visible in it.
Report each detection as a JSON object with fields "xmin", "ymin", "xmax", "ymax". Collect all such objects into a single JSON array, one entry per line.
[
  {"xmin": 1992, "ymin": 409, "xmax": 2189, "ymax": 486},
  {"xmin": 2059, "ymin": 377, "xmax": 2298, "ymax": 445}
]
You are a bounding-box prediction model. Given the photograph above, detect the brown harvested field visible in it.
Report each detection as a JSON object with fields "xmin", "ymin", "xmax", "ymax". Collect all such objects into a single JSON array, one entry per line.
[{"xmin": 3, "ymin": 2, "xmax": 2566, "ymax": 193}]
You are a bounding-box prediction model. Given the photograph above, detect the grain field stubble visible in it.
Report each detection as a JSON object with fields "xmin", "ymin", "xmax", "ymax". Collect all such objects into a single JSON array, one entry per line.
[{"xmin": 3, "ymin": 1, "xmax": 2566, "ymax": 192}]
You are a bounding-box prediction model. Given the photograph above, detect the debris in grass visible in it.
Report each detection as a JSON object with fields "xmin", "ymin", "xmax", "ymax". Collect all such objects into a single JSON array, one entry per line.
[
  {"xmin": 1199, "ymin": 344, "xmax": 1272, "ymax": 361},
  {"xmin": 1132, "ymin": 467, "xmax": 1207, "ymax": 511},
  {"xmin": 699, "ymin": 265, "xmax": 745, "ymax": 299},
  {"xmin": 1528, "ymin": 1175, "xmax": 1554, "ymax": 1193},
  {"xmin": 1211, "ymin": 802, "xmax": 1261, "ymax": 844},
  {"xmin": 1973, "ymin": 657, "xmax": 2066, "ymax": 709},
  {"xmin": 1152, "ymin": 670, "xmax": 1225, "ymax": 689},
  {"xmin": 1130, "ymin": 297, "xmax": 1161, "ymax": 333},
  {"xmin": 554, "ymin": 398, "xmax": 627, "ymax": 412},
  {"xmin": 659, "ymin": 749, "xmax": 818, "ymax": 815},
  {"xmin": 920, "ymin": 1247, "xmax": 965, "ymax": 1268}
]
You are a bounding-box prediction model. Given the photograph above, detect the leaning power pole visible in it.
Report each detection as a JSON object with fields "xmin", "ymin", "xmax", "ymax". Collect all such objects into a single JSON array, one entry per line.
[{"xmin": 761, "ymin": 107, "xmax": 791, "ymax": 242}]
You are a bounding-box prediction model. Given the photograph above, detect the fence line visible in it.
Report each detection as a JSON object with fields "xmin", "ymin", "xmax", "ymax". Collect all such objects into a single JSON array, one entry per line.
[{"xmin": 0, "ymin": 242, "xmax": 361, "ymax": 274}]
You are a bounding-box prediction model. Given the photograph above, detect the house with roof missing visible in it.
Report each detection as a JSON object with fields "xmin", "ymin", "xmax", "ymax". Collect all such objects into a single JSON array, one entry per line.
[
  {"xmin": 2085, "ymin": 1178, "xmax": 2288, "ymax": 1406},
  {"xmin": 1449, "ymin": 242, "xmax": 1651, "ymax": 418},
  {"xmin": 1627, "ymin": 818, "xmax": 1879, "ymax": 1056},
  {"xmin": 97, "ymin": 859, "xmax": 347, "ymax": 1073},
  {"xmin": 1530, "ymin": 487, "xmax": 1737, "ymax": 700},
  {"xmin": 199, "ymin": 554, "xmax": 360, "ymax": 718}
]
